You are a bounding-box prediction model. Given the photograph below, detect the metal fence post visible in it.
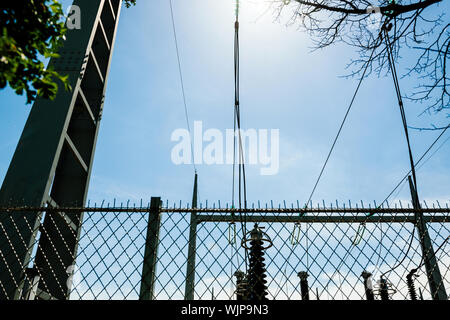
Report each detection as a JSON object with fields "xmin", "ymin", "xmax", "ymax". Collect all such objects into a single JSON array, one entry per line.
[
  {"xmin": 139, "ymin": 197, "xmax": 162, "ymax": 300},
  {"xmin": 184, "ymin": 174, "xmax": 198, "ymax": 300},
  {"xmin": 408, "ymin": 176, "xmax": 447, "ymax": 300}
]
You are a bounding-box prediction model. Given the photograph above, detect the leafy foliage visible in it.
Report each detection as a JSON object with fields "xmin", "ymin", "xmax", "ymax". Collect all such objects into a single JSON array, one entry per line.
[
  {"xmin": 124, "ymin": 0, "xmax": 137, "ymax": 8},
  {"xmin": 0, "ymin": 0, "xmax": 137, "ymax": 104},
  {"xmin": 0, "ymin": 0, "xmax": 70, "ymax": 104}
]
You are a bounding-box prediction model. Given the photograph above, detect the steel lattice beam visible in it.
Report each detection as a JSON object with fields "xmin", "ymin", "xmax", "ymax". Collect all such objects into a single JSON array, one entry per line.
[{"xmin": 0, "ymin": 0, "xmax": 123, "ymax": 300}]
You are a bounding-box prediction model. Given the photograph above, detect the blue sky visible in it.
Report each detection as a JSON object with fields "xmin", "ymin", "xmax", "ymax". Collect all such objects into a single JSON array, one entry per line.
[{"xmin": 0, "ymin": 0, "xmax": 449, "ymax": 208}]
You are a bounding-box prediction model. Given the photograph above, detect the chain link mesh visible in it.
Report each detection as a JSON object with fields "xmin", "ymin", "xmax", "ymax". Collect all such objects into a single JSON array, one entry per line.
[{"xmin": 0, "ymin": 200, "xmax": 448, "ymax": 300}]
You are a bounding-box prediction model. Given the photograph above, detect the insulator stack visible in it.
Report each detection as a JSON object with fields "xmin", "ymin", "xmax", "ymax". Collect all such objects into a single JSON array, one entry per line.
[
  {"xmin": 378, "ymin": 277, "xmax": 390, "ymax": 301},
  {"xmin": 244, "ymin": 224, "xmax": 271, "ymax": 301},
  {"xmin": 361, "ymin": 270, "xmax": 374, "ymax": 301},
  {"xmin": 297, "ymin": 271, "xmax": 310, "ymax": 300},
  {"xmin": 234, "ymin": 270, "xmax": 248, "ymax": 300},
  {"xmin": 406, "ymin": 269, "xmax": 418, "ymax": 301},
  {"xmin": 247, "ymin": 234, "xmax": 268, "ymax": 300}
]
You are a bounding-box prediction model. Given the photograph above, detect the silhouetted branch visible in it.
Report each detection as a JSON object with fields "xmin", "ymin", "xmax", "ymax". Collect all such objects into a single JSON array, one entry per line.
[
  {"xmin": 273, "ymin": 0, "xmax": 449, "ymax": 114},
  {"xmin": 408, "ymin": 123, "xmax": 450, "ymax": 131}
]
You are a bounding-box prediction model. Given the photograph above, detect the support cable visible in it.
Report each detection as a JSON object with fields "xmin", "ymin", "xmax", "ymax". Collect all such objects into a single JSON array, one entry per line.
[
  {"xmin": 412, "ymin": 235, "xmax": 449, "ymax": 272},
  {"xmin": 296, "ymin": 14, "xmax": 427, "ymax": 290},
  {"xmin": 384, "ymin": 26, "xmax": 419, "ymax": 194},
  {"xmin": 376, "ymin": 25, "xmax": 418, "ymax": 278},
  {"xmin": 232, "ymin": 0, "xmax": 249, "ymax": 272},
  {"xmin": 309, "ymin": 9, "xmax": 426, "ymax": 214},
  {"xmin": 375, "ymin": 9, "xmax": 450, "ymax": 208},
  {"xmin": 380, "ymin": 23, "xmax": 432, "ymax": 278},
  {"xmin": 169, "ymin": 0, "xmax": 197, "ymax": 173},
  {"xmin": 356, "ymin": 15, "xmax": 445, "ymax": 256},
  {"xmin": 379, "ymin": 122, "xmax": 450, "ymax": 208}
]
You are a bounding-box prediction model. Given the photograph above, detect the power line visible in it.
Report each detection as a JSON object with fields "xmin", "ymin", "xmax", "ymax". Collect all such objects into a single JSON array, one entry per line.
[
  {"xmin": 299, "ymin": 14, "xmax": 426, "ymax": 281},
  {"xmin": 415, "ymin": 236, "xmax": 450, "ymax": 270},
  {"xmin": 278, "ymin": 41, "xmax": 379, "ymax": 290},
  {"xmin": 374, "ymin": 25, "xmax": 419, "ymax": 279},
  {"xmin": 384, "ymin": 26, "xmax": 419, "ymax": 195},
  {"xmin": 285, "ymin": 26, "xmax": 380, "ymax": 290},
  {"xmin": 381, "ymin": 226, "xmax": 416, "ymax": 278},
  {"xmin": 379, "ymin": 24, "xmax": 448, "ymax": 279},
  {"xmin": 169, "ymin": 0, "xmax": 197, "ymax": 173},
  {"xmin": 233, "ymin": 8, "xmax": 247, "ymax": 211},
  {"xmin": 379, "ymin": 122, "xmax": 450, "ymax": 207},
  {"xmin": 305, "ymin": 11, "xmax": 425, "ymax": 209},
  {"xmin": 232, "ymin": 0, "xmax": 249, "ymax": 272},
  {"xmin": 416, "ymin": 134, "xmax": 450, "ymax": 172},
  {"xmin": 304, "ymin": 44, "xmax": 378, "ymax": 209}
]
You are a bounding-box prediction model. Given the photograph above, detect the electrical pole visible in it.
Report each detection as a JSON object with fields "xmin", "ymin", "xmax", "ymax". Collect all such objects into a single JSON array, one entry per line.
[{"xmin": 408, "ymin": 176, "xmax": 447, "ymax": 300}]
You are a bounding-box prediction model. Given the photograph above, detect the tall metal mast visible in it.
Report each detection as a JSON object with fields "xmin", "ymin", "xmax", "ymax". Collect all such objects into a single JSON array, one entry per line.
[{"xmin": 0, "ymin": 0, "xmax": 123, "ymax": 300}]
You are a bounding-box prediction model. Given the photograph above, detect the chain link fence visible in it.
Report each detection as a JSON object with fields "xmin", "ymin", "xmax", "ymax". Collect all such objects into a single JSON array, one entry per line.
[{"xmin": 0, "ymin": 199, "xmax": 449, "ymax": 300}]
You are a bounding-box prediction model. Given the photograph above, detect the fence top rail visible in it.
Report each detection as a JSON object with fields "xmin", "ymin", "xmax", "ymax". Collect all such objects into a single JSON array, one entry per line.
[
  {"xmin": 195, "ymin": 214, "xmax": 449, "ymax": 223},
  {"xmin": 0, "ymin": 206, "xmax": 450, "ymax": 215}
]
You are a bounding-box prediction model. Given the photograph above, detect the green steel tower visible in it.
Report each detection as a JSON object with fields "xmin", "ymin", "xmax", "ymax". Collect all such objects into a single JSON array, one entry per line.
[{"xmin": 0, "ymin": 0, "xmax": 122, "ymax": 299}]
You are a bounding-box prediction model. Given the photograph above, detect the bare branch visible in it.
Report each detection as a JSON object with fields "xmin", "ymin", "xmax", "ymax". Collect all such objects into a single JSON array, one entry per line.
[{"xmin": 275, "ymin": 0, "xmax": 449, "ymax": 115}]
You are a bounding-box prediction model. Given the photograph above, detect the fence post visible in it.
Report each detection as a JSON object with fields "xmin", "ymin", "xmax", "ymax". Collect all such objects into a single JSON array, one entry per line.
[
  {"xmin": 139, "ymin": 197, "xmax": 162, "ymax": 300},
  {"xmin": 184, "ymin": 173, "xmax": 198, "ymax": 300},
  {"xmin": 408, "ymin": 176, "xmax": 447, "ymax": 300}
]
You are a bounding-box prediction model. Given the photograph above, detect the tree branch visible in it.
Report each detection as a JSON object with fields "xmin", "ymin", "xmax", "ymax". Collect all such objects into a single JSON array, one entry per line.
[{"xmin": 294, "ymin": 0, "xmax": 442, "ymax": 17}]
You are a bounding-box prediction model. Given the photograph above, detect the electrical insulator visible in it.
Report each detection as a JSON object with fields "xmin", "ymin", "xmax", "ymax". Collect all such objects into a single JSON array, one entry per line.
[
  {"xmin": 297, "ymin": 271, "xmax": 310, "ymax": 300},
  {"xmin": 406, "ymin": 269, "xmax": 418, "ymax": 301},
  {"xmin": 373, "ymin": 276, "xmax": 397, "ymax": 300},
  {"xmin": 241, "ymin": 224, "xmax": 273, "ymax": 301},
  {"xmin": 361, "ymin": 270, "xmax": 374, "ymax": 301},
  {"xmin": 234, "ymin": 270, "xmax": 248, "ymax": 301},
  {"xmin": 377, "ymin": 276, "xmax": 393, "ymax": 301}
]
